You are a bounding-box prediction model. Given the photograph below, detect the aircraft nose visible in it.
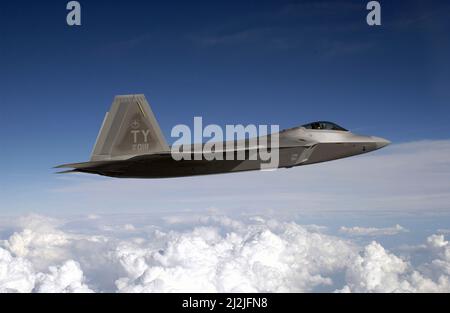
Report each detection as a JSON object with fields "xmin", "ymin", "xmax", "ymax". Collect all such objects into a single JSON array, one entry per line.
[{"xmin": 372, "ymin": 137, "xmax": 391, "ymax": 149}]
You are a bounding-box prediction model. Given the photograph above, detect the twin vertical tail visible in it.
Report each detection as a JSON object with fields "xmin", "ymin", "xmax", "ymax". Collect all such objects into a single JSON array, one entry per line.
[{"xmin": 90, "ymin": 94, "xmax": 169, "ymax": 161}]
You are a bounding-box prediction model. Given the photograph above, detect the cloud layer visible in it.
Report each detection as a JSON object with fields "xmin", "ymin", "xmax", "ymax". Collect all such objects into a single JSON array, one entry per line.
[
  {"xmin": 339, "ymin": 224, "xmax": 408, "ymax": 236},
  {"xmin": 0, "ymin": 248, "xmax": 92, "ymax": 293},
  {"xmin": 1, "ymin": 214, "xmax": 449, "ymax": 293}
]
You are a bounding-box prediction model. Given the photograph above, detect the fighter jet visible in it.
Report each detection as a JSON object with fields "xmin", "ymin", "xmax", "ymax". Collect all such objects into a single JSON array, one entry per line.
[{"xmin": 56, "ymin": 94, "xmax": 390, "ymax": 178}]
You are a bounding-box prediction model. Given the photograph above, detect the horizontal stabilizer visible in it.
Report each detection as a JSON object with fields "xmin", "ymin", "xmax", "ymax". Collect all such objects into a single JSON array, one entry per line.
[
  {"xmin": 55, "ymin": 169, "xmax": 80, "ymax": 174},
  {"xmin": 54, "ymin": 161, "xmax": 106, "ymax": 169}
]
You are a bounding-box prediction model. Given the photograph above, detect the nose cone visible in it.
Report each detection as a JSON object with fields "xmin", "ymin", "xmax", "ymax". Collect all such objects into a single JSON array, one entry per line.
[{"xmin": 372, "ymin": 137, "xmax": 391, "ymax": 149}]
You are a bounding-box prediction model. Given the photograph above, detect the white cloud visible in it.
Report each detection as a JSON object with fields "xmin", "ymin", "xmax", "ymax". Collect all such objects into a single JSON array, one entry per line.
[
  {"xmin": 123, "ymin": 224, "xmax": 136, "ymax": 231},
  {"xmin": 339, "ymin": 224, "xmax": 408, "ymax": 236},
  {"xmin": 0, "ymin": 248, "xmax": 92, "ymax": 293},
  {"xmin": 426, "ymin": 235, "xmax": 450, "ymax": 277},
  {"xmin": 114, "ymin": 223, "xmax": 355, "ymax": 292},
  {"xmin": 1, "ymin": 214, "xmax": 450, "ymax": 293},
  {"xmin": 0, "ymin": 248, "xmax": 35, "ymax": 293},
  {"xmin": 340, "ymin": 237, "xmax": 450, "ymax": 292},
  {"xmin": 34, "ymin": 260, "xmax": 93, "ymax": 293},
  {"xmin": 0, "ymin": 214, "xmax": 115, "ymax": 292},
  {"xmin": 87, "ymin": 214, "xmax": 100, "ymax": 220}
]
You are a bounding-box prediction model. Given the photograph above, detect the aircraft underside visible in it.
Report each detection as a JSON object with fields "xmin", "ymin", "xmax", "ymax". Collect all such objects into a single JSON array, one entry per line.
[{"xmin": 69, "ymin": 142, "xmax": 378, "ymax": 178}]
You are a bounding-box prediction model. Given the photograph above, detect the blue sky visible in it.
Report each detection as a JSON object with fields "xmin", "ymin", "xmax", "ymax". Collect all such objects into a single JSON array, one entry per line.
[
  {"xmin": 1, "ymin": 1, "xmax": 449, "ymax": 151},
  {"xmin": 1, "ymin": 1, "xmax": 450, "ymax": 293},
  {"xmin": 0, "ymin": 0, "xmax": 449, "ymax": 211}
]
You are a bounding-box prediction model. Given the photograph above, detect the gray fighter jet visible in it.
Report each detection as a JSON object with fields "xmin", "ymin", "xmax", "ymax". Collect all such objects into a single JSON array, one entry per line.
[{"xmin": 56, "ymin": 94, "xmax": 390, "ymax": 178}]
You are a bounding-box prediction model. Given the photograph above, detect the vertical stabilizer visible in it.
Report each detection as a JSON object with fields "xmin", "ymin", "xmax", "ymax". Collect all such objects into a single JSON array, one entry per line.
[{"xmin": 90, "ymin": 95, "xmax": 169, "ymax": 161}]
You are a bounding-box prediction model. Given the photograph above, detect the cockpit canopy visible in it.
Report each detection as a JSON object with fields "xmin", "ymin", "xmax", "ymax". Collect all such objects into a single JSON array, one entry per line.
[{"xmin": 302, "ymin": 121, "xmax": 348, "ymax": 131}]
